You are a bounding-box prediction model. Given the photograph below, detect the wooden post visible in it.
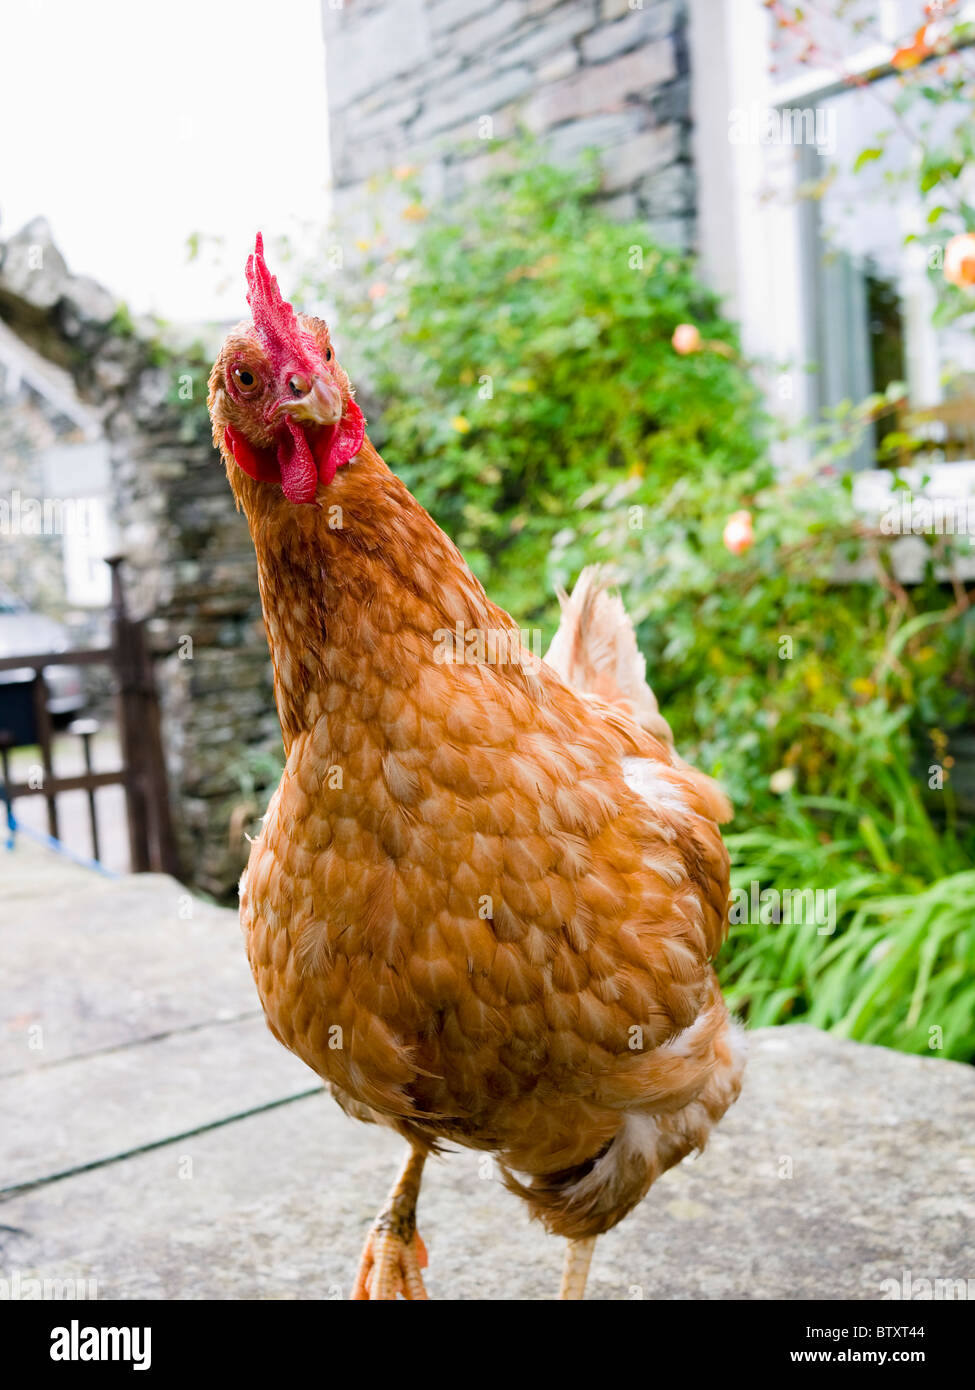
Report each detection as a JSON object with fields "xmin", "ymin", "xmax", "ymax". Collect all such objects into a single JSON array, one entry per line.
[
  {"xmin": 69, "ymin": 718, "xmax": 101, "ymax": 863},
  {"xmin": 31, "ymin": 671, "xmax": 59, "ymax": 840},
  {"xmin": 132, "ymin": 618, "xmax": 180, "ymax": 876},
  {"xmin": 108, "ymin": 556, "xmax": 151, "ymax": 873},
  {"xmin": 107, "ymin": 556, "xmax": 180, "ymax": 878}
]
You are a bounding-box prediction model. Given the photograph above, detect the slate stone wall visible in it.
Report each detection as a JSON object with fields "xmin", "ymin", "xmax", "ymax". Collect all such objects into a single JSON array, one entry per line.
[
  {"xmin": 323, "ymin": 0, "xmax": 696, "ymax": 250},
  {"xmin": 0, "ymin": 219, "xmax": 278, "ymax": 898}
]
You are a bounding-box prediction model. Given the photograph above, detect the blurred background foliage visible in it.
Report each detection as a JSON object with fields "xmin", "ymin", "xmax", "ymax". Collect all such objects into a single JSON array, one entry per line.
[
  {"xmin": 308, "ymin": 146, "xmax": 974, "ymax": 1061},
  {"xmin": 332, "ymin": 155, "xmax": 763, "ymax": 620}
]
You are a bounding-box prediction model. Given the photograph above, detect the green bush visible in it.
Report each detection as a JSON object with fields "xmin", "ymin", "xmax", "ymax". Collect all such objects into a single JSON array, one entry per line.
[
  {"xmin": 723, "ymin": 797, "xmax": 975, "ymax": 1061},
  {"xmin": 552, "ymin": 460, "xmax": 975, "ymax": 819},
  {"xmin": 331, "ymin": 153, "xmax": 763, "ymax": 619}
]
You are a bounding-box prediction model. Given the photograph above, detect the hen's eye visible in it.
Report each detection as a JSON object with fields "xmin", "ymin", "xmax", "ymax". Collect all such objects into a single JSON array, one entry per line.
[
  {"xmin": 232, "ymin": 366, "xmax": 261, "ymax": 395},
  {"xmin": 324, "ymin": 348, "xmax": 332, "ymax": 362}
]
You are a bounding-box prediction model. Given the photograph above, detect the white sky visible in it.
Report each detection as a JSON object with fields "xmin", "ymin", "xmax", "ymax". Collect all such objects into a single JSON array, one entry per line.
[{"xmin": 0, "ymin": 0, "xmax": 330, "ymax": 323}]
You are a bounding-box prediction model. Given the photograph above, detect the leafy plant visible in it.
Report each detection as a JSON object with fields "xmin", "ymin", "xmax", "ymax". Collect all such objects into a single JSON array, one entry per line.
[
  {"xmin": 552, "ymin": 456, "xmax": 974, "ymax": 815},
  {"xmin": 722, "ymin": 760, "xmax": 975, "ymax": 1059},
  {"xmin": 326, "ymin": 152, "xmax": 764, "ymax": 619}
]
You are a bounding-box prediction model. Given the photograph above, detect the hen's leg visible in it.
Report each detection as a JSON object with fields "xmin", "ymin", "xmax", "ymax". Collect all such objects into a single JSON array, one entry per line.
[
  {"xmin": 351, "ymin": 1147, "xmax": 428, "ymax": 1300},
  {"xmin": 559, "ymin": 1236, "xmax": 597, "ymax": 1300}
]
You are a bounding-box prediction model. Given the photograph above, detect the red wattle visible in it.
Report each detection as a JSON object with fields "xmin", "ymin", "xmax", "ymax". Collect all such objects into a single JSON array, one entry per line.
[
  {"xmin": 225, "ymin": 404, "xmax": 365, "ymax": 502},
  {"xmin": 277, "ymin": 415, "xmax": 319, "ymax": 505},
  {"xmin": 225, "ymin": 425, "xmax": 278, "ymax": 483},
  {"xmin": 318, "ymin": 399, "xmax": 365, "ymax": 485}
]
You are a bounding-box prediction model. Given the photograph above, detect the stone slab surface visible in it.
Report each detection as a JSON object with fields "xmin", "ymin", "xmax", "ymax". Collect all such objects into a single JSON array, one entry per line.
[
  {"xmin": 0, "ymin": 1016, "xmax": 316, "ymax": 1192},
  {"xmin": 1, "ymin": 1027, "xmax": 973, "ymax": 1300},
  {"xmin": 2, "ymin": 842, "xmax": 974, "ymax": 1299},
  {"xmin": 1, "ymin": 846, "xmax": 258, "ymax": 1074}
]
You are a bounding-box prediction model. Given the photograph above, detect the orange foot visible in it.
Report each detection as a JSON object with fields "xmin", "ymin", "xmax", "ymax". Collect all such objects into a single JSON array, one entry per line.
[{"xmin": 351, "ymin": 1224, "xmax": 429, "ymax": 1301}]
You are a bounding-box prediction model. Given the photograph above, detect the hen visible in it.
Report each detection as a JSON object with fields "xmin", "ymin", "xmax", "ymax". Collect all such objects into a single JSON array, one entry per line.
[{"xmin": 207, "ymin": 235, "xmax": 745, "ymax": 1301}]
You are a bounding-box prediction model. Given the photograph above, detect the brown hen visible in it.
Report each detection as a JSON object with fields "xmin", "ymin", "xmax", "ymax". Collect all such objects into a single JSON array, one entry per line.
[{"xmin": 207, "ymin": 236, "xmax": 745, "ymax": 1301}]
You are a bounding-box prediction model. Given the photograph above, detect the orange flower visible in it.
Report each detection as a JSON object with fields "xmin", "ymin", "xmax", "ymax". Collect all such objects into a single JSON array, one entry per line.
[
  {"xmin": 367, "ymin": 281, "xmax": 388, "ymax": 301},
  {"xmin": 944, "ymin": 233, "xmax": 975, "ymax": 288},
  {"xmin": 892, "ymin": 25, "xmax": 933, "ymax": 69},
  {"xmin": 722, "ymin": 510, "xmax": 754, "ymax": 555},
  {"xmin": 672, "ymin": 323, "xmax": 702, "ymax": 355}
]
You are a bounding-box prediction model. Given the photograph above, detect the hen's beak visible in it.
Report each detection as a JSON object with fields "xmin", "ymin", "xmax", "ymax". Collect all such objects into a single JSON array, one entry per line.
[{"xmin": 268, "ymin": 374, "xmax": 343, "ymax": 428}]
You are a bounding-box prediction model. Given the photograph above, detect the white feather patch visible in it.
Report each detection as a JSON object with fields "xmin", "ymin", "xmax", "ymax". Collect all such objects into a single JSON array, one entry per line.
[{"xmin": 622, "ymin": 757, "xmax": 690, "ymax": 815}]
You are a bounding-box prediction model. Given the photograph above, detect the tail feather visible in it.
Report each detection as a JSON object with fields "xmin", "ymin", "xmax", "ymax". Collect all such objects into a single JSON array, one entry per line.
[
  {"xmin": 545, "ymin": 565, "xmax": 674, "ymax": 748},
  {"xmin": 498, "ymin": 1002, "xmax": 747, "ymax": 1239}
]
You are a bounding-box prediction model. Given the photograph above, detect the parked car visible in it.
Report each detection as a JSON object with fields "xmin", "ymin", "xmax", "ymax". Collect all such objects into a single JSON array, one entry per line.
[{"xmin": 0, "ymin": 584, "xmax": 85, "ymax": 725}]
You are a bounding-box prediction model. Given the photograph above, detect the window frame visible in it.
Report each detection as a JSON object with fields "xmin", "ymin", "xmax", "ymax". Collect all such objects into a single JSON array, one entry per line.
[{"xmin": 691, "ymin": 0, "xmax": 975, "ymax": 474}]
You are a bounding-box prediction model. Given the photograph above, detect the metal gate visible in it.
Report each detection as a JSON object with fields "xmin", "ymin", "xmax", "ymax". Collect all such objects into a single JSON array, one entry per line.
[{"xmin": 0, "ymin": 557, "xmax": 179, "ymax": 876}]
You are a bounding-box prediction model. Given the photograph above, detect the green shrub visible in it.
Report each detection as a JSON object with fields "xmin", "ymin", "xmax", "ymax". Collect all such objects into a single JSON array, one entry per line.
[
  {"xmin": 330, "ymin": 153, "xmax": 764, "ymax": 619},
  {"xmin": 553, "ymin": 460, "xmax": 975, "ymax": 819},
  {"xmin": 723, "ymin": 762, "xmax": 975, "ymax": 1060}
]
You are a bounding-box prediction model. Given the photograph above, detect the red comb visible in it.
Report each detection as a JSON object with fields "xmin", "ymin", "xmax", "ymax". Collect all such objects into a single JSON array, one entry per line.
[{"xmin": 245, "ymin": 232, "xmax": 317, "ymax": 372}]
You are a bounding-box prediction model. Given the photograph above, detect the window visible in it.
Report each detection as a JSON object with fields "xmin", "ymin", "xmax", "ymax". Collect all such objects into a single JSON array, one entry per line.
[{"xmin": 697, "ymin": 0, "xmax": 975, "ymax": 472}]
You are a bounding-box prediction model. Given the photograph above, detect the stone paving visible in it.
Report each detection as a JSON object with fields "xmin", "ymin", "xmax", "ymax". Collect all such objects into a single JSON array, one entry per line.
[{"xmin": 2, "ymin": 838, "xmax": 974, "ymax": 1300}]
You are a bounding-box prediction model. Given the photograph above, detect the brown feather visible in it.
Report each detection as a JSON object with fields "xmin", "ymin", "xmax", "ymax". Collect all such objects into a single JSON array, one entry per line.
[{"xmin": 209, "ymin": 340, "xmax": 745, "ymax": 1239}]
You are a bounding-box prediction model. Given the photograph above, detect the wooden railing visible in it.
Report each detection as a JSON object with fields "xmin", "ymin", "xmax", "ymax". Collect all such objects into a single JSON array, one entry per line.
[{"xmin": 0, "ymin": 557, "xmax": 179, "ymax": 876}]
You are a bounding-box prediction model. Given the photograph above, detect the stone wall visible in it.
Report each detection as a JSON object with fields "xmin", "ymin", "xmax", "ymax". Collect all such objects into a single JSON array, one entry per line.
[
  {"xmin": 0, "ymin": 396, "xmax": 68, "ymax": 614},
  {"xmin": 0, "ymin": 219, "xmax": 279, "ymax": 898},
  {"xmin": 323, "ymin": 0, "xmax": 696, "ymax": 250}
]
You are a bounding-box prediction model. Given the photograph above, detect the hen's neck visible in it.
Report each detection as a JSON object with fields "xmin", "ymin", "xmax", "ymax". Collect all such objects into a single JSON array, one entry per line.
[{"xmin": 237, "ymin": 439, "xmax": 508, "ymax": 750}]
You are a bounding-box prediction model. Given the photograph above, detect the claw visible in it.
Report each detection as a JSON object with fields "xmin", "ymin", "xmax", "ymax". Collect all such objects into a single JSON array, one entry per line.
[{"xmin": 351, "ymin": 1226, "xmax": 429, "ymax": 1301}]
